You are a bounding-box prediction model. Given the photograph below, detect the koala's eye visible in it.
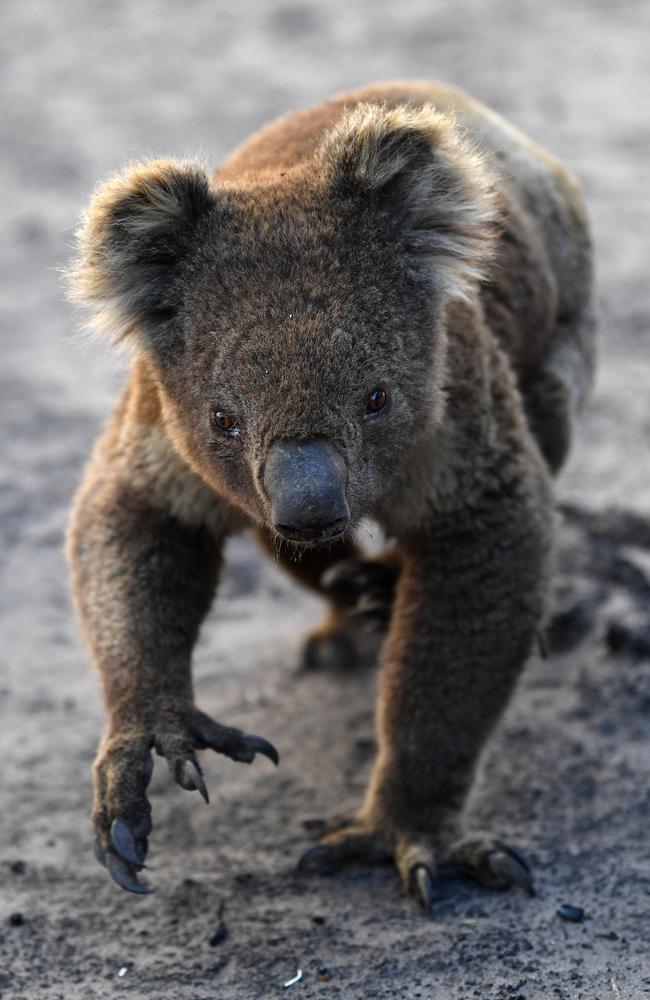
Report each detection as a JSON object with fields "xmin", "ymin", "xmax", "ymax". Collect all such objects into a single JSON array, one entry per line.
[
  {"xmin": 210, "ymin": 408, "xmax": 239, "ymax": 435},
  {"xmin": 363, "ymin": 388, "xmax": 388, "ymax": 419}
]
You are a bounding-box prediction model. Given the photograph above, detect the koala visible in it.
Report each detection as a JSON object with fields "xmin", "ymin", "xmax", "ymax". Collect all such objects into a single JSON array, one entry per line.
[{"xmin": 66, "ymin": 80, "xmax": 596, "ymax": 906}]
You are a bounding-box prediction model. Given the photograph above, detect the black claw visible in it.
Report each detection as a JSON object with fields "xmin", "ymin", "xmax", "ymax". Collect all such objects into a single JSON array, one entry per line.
[
  {"xmin": 191, "ymin": 711, "xmax": 279, "ymax": 766},
  {"xmin": 297, "ymin": 845, "xmax": 334, "ymax": 875},
  {"xmin": 132, "ymin": 811, "xmax": 153, "ymax": 841},
  {"xmin": 107, "ymin": 853, "xmax": 153, "ymax": 895},
  {"xmin": 501, "ymin": 844, "xmax": 531, "ymax": 874},
  {"xmin": 239, "ymin": 734, "xmax": 279, "ymax": 766},
  {"xmin": 111, "ymin": 818, "xmax": 146, "ymax": 867},
  {"xmin": 488, "ymin": 850, "xmax": 535, "ymax": 897},
  {"xmin": 141, "ymin": 753, "xmax": 154, "ymax": 786},
  {"xmin": 94, "ymin": 839, "xmax": 106, "ymax": 868},
  {"xmin": 179, "ymin": 759, "xmax": 210, "ymax": 804},
  {"xmin": 412, "ymin": 864, "xmax": 435, "ymax": 912},
  {"xmin": 111, "ymin": 818, "xmax": 146, "ymax": 868}
]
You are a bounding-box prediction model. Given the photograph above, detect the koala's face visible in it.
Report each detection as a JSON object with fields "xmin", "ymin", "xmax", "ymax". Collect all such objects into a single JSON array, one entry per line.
[
  {"xmin": 71, "ymin": 105, "xmax": 497, "ymax": 542},
  {"xmin": 156, "ymin": 188, "xmax": 448, "ymax": 541}
]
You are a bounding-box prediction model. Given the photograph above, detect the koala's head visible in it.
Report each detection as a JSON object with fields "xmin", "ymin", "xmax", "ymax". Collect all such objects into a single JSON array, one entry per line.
[{"xmin": 69, "ymin": 104, "xmax": 499, "ymax": 543}]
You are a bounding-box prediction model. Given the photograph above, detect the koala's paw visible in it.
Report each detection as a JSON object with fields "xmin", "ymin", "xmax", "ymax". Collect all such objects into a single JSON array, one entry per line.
[
  {"xmin": 298, "ymin": 814, "xmax": 439, "ymax": 911},
  {"xmin": 321, "ymin": 557, "xmax": 399, "ymax": 625},
  {"xmin": 301, "ymin": 612, "xmax": 365, "ymax": 671},
  {"xmin": 301, "ymin": 556, "xmax": 400, "ymax": 672},
  {"xmin": 298, "ymin": 814, "xmax": 393, "ymax": 870},
  {"xmin": 297, "ymin": 817, "xmax": 533, "ymax": 914},
  {"xmin": 92, "ymin": 708, "xmax": 278, "ymax": 894}
]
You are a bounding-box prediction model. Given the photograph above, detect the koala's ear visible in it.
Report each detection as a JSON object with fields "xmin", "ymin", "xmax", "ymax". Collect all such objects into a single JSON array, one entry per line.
[
  {"xmin": 319, "ymin": 104, "xmax": 501, "ymax": 301},
  {"xmin": 68, "ymin": 159, "xmax": 216, "ymax": 343}
]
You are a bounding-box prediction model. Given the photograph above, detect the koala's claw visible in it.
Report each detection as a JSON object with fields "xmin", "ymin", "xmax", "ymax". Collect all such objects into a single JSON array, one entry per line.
[
  {"xmin": 297, "ymin": 843, "xmax": 336, "ymax": 874},
  {"xmin": 106, "ymin": 852, "xmax": 152, "ymax": 895},
  {"xmin": 446, "ymin": 836, "xmax": 535, "ymax": 897},
  {"xmin": 93, "ymin": 827, "xmax": 152, "ymax": 895},
  {"xmin": 231, "ymin": 733, "xmax": 279, "ymax": 766},
  {"xmin": 177, "ymin": 758, "xmax": 210, "ymax": 804},
  {"xmin": 189, "ymin": 709, "xmax": 279, "ymax": 766},
  {"xmin": 111, "ymin": 817, "xmax": 147, "ymax": 868},
  {"xmin": 412, "ymin": 864, "xmax": 435, "ymax": 912},
  {"xmin": 487, "ymin": 848, "xmax": 535, "ymax": 897}
]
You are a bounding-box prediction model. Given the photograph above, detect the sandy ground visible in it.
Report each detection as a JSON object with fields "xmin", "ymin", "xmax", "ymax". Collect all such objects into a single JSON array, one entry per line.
[{"xmin": 1, "ymin": 1, "xmax": 650, "ymax": 997}]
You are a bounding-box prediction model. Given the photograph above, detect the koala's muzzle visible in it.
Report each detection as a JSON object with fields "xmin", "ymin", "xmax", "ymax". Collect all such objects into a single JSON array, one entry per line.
[{"xmin": 264, "ymin": 439, "xmax": 350, "ymax": 543}]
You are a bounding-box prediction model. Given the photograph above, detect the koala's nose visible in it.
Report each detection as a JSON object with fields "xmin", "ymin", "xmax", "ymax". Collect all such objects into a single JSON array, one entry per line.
[{"xmin": 264, "ymin": 439, "xmax": 350, "ymax": 542}]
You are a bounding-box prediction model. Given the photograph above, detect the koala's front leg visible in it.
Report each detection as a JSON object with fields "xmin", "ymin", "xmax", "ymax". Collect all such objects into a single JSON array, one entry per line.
[
  {"xmin": 300, "ymin": 494, "xmax": 551, "ymax": 909},
  {"xmin": 68, "ymin": 482, "xmax": 277, "ymax": 894}
]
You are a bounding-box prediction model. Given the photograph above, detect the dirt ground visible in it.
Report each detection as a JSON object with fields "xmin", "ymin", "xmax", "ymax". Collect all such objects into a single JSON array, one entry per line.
[{"xmin": 1, "ymin": 1, "xmax": 650, "ymax": 997}]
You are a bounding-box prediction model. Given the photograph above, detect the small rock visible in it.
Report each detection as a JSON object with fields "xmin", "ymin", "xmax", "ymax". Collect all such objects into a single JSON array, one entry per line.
[
  {"xmin": 606, "ymin": 621, "xmax": 650, "ymax": 658},
  {"xmin": 557, "ymin": 903, "xmax": 585, "ymax": 923},
  {"xmin": 9, "ymin": 913, "xmax": 25, "ymax": 926},
  {"xmin": 209, "ymin": 900, "xmax": 228, "ymax": 947},
  {"xmin": 10, "ymin": 861, "xmax": 26, "ymax": 875},
  {"xmin": 209, "ymin": 924, "xmax": 228, "ymax": 947}
]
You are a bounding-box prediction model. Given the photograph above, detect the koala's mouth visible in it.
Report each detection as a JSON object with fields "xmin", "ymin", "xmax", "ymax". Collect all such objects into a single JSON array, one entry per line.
[{"xmin": 274, "ymin": 515, "xmax": 350, "ymax": 545}]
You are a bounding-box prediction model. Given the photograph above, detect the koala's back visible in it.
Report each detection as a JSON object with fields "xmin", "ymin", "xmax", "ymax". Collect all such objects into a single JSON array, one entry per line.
[{"xmin": 218, "ymin": 81, "xmax": 595, "ymax": 410}]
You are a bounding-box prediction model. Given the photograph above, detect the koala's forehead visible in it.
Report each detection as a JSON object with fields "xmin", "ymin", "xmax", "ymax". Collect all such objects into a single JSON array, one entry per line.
[
  {"xmin": 182, "ymin": 190, "xmax": 427, "ymax": 394},
  {"xmin": 191, "ymin": 185, "xmax": 421, "ymax": 313},
  {"xmin": 194, "ymin": 198, "xmax": 350, "ymax": 300},
  {"xmin": 198, "ymin": 313, "xmax": 380, "ymax": 405}
]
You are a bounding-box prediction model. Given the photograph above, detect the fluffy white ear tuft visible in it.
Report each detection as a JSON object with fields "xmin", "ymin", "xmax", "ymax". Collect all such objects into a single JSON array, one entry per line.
[{"xmin": 320, "ymin": 103, "xmax": 502, "ymax": 301}]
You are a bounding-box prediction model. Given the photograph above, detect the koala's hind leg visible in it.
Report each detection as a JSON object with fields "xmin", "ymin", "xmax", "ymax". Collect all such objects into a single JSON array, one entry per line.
[
  {"xmin": 521, "ymin": 305, "xmax": 597, "ymax": 474},
  {"xmin": 255, "ymin": 530, "xmax": 400, "ymax": 671}
]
